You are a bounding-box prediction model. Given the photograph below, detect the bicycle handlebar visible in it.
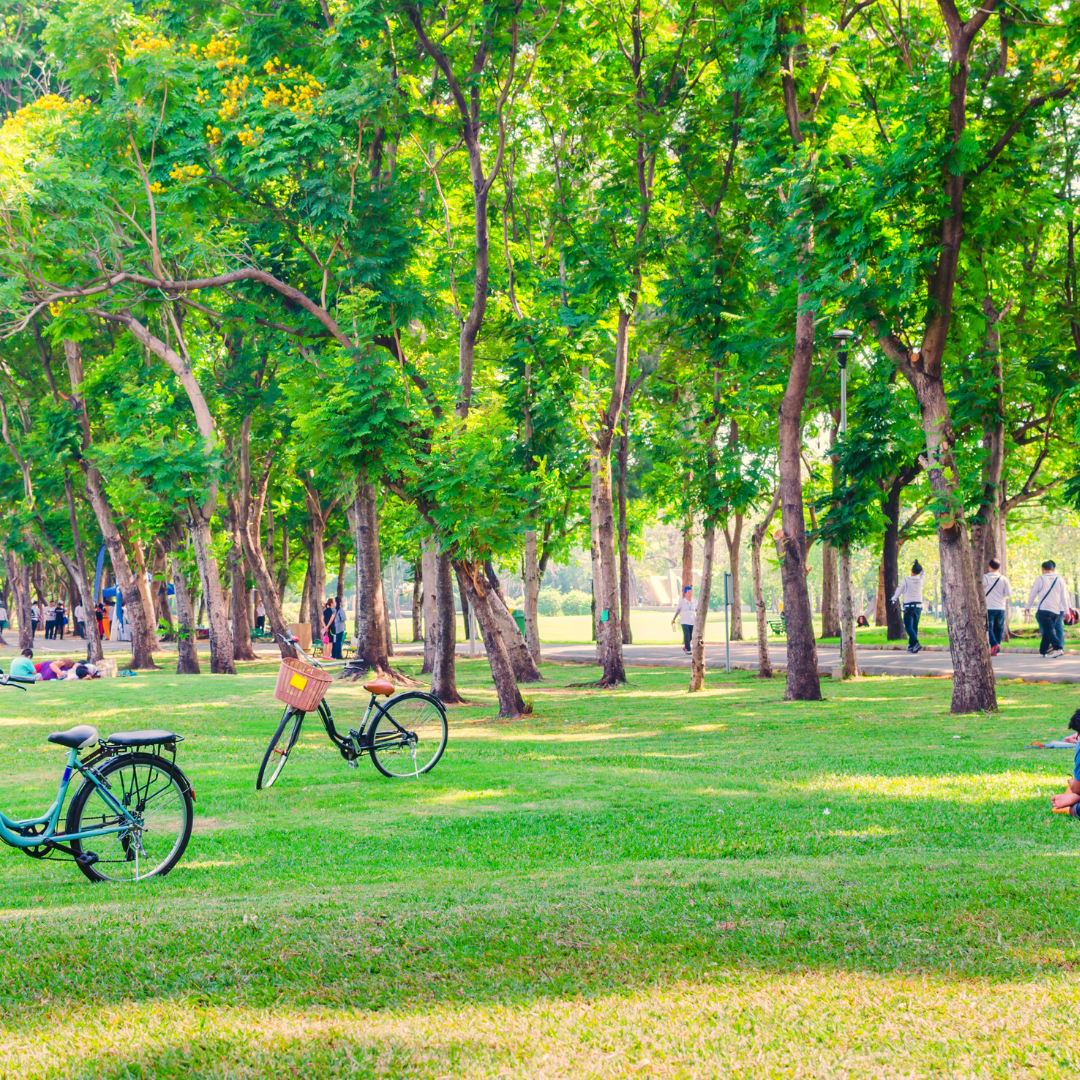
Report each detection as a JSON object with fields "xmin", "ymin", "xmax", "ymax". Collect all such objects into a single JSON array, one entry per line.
[
  {"xmin": 275, "ymin": 632, "xmax": 319, "ymax": 669},
  {"xmin": 0, "ymin": 674, "xmax": 31, "ymax": 690}
]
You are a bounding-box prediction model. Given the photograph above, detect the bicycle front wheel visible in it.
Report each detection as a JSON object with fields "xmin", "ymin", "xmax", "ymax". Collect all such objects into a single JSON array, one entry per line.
[
  {"xmin": 257, "ymin": 706, "xmax": 305, "ymax": 790},
  {"xmin": 66, "ymin": 752, "xmax": 193, "ymax": 883},
  {"xmin": 370, "ymin": 692, "xmax": 448, "ymax": 778}
]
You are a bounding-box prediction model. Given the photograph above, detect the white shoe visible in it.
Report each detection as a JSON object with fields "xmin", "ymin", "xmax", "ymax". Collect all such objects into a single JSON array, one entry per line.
[{"xmin": 1051, "ymin": 649, "xmax": 1066, "ymax": 658}]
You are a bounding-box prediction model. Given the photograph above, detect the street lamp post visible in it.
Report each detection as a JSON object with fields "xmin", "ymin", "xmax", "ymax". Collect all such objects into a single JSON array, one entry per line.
[{"xmin": 830, "ymin": 328, "xmax": 857, "ymax": 679}]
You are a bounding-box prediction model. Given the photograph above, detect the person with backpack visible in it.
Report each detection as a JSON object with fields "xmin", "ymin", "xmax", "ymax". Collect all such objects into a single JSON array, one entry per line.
[
  {"xmin": 1025, "ymin": 559, "xmax": 1070, "ymax": 658},
  {"xmin": 891, "ymin": 560, "xmax": 925, "ymax": 653},
  {"xmin": 983, "ymin": 558, "xmax": 1012, "ymax": 656}
]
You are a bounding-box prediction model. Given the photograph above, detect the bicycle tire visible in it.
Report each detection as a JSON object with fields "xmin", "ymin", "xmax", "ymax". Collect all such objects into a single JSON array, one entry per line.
[
  {"xmin": 66, "ymin": 752, "xmax": 193, "ymax": 883},
  {"xmin": 369, "ymin": 691, "xmax": 448, "ymax": 778},
  {"xmin": 257, "ymin": 705, "xmax": 305, "ymax": 790}
]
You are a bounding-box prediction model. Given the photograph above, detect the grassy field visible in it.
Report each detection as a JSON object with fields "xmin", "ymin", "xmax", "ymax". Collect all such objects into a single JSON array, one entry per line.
[{"xmin": 1, "ymin": 657, "xmax": 1080, "ymax": 1077}]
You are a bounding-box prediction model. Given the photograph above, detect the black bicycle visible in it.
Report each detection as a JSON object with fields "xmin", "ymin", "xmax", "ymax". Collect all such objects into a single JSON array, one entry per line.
[{"xmin": 256, "ymin": 636, "xmax": 448, "ymax": 790}]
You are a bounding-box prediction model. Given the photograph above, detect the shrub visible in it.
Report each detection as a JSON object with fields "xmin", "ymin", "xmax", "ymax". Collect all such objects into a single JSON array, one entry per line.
[
  {"xmin": 561, "ymin": 589, "xmax": 593, "ymax": 616},
  {"xmin": 537, "ymin": 588, "xmax": 563, "ymax": 616}
]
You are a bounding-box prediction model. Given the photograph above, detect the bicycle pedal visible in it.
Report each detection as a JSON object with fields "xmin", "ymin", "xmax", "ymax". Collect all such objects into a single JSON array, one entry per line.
[
  {"xmin": 347, "ymin": 759, "xmax": 358, "ymax": 769},
  {"xmin": 75, "ymin": 851, "xmax": 99, "ymax": 867}
]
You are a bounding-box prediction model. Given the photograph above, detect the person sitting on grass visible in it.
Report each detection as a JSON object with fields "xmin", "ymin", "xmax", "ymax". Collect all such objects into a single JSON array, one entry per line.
[
  {"xmin": 1052, "ymin": 710, "xmax": 1080, "ymax": 816},
  {"xmin": 8, "ymin": 648, "xmax": 40, "ymax": 680}
]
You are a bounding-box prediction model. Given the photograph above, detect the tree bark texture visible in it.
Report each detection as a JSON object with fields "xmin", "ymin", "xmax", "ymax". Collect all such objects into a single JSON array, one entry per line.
[
  {"xmin": 6, "ymin": 551, "xmax": 32, "ymax": 650},
  {"xmin": 412, "ymin": 559, "xmax": 423, "ymax": 641},
  {"xmin": 227, "ymin": 511, "xmax": 258, "ymax": 662},
  {"xmin": 303, "ymin": 484, "xmax": 330, "ymax": 650},
  {"xmin": 874, "ymin": 561, "xmax": 886, "ymax": 626},
  {"xmin": 589, "ymin": 449, "xmax": 602, "ymax": 655},
  {"xmin": 188, "ymin": 503, "xmax": 236, "ymax": 674},
  {"xmin": 349, "ymin": 485, "xmax": 402, "ymax": 680},
  {"xmin": 171, "ymin": 551, "xmax": 201, "ymax": 674},
  {"xmin": 431, "ymin": 549, "xmax": 464, "ymax": 704},
  {"xmin": 523, "ymin": 529, "xmax": 541, "ymax": 663},
  {"xmin": 617, "ymin": 408, "xmax": 633, "ymax": 645},
  {"xmin": 821, "ymin": 544, "xmax": 840, "ymax": 638},
  {"xmin": 839, "ymin": 543, "xmax": 858, "ymax": 679},
  {"xmin": 689, "ymin": 524, "xmax": 715, "ymax": 692},
  {"xmin": 421, "ymin": 538, "xmax": 438, "ymax": 675},
  {"xmin": 723, "ymin": 514, "xmax": 744, "ymax": 640},
  {"xmin": 65, "ymin": 474, "xmax": 103, "ymax": 662},
  {"xmin": 751, "ymin": 491, "xmax": 781, "ymax": 679},
  {"xmin": 778, "ymin": 285, "xmax": 821, "ymax": 701},
  {"xmin": 882, "ymin": 481, "xmax": 904, "ymax": 641},
  {"xmin": 595, "ymin": 446, "xmax": 625, "ymax": 687},
  {"xmin": 455, "ymin": 560, "xmax": 526, "ymax": 718},
  {"xmin": 63, "ymin": 340, "xmax": 156, "ymax": 669},
  {"xmin": 681, "ymin": 521, "xmax": 694, "ymax": 590}
]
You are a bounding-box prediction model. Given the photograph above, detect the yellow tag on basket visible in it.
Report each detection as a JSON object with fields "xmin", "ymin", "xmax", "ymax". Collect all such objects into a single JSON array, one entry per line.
[{"xmin": 289, "ymin": 673, "xmax": 308, "ymax": 691}]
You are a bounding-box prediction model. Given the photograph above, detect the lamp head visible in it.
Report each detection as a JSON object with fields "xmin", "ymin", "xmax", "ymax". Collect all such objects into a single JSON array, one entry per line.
[{"xmin": 830, "ymin": 327, "xmax": 855, "ymax": 369}]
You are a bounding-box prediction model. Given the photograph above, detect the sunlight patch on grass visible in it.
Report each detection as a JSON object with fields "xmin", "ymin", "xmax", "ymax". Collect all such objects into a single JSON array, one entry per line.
[
  {"xmin": 788, "ymin": 770, "xmax": 1054, "ymax": 803},
  {"xmin": 683, "ymin": 724, "xmax": 727, "ymax": 732},
  {"xmin": 453, "ymin": 730, "xmax": 656, "ymax": 743},
  {"xmin": 425, "ymin": 788, "xmax": 512, "ymax": 805},
  {"xmin": 5, "ymin": 973, "xmax": 1080, "ymax": 1079}
]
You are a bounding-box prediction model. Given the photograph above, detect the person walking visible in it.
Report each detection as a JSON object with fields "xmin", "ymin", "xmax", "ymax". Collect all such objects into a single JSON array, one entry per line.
[
  {"xmin": 891, "ymin": 560, "xmax": 925, "ymax": 653},
  {"xmin": 74, "ymin": 602, "xmax": 86, "ymax": 639},
  {"xmin": 43, "ymin": 600, "xmax": 56, "ymax": 640},
  {"xmin": 0, "ymin": 599, "xmax": 7, "ymax": 633},
  {"xmin": 983, "ymin": 559, "xmax": 1011, "ymax": 656},
  {"xmin": 1026, "ymin": 559, "xmax": 1069, "ymax": 658},
  {"xmin": 54, "ymin": 599, "xmax": 65, "ymax": 640},
  {"xmin": 671, "ymin": 585, "xmax": 696, "ymax": 654},
  {"xmin": 332, "ymin": 597, "xmax": 347, "ymax": 659},
  {"xmin": 30, "ymin": 601, "xmax": 39, "ymax": 638},
  {"xmin": 255, "ymin": 599, "xmax": 266, "ymax": 632}
]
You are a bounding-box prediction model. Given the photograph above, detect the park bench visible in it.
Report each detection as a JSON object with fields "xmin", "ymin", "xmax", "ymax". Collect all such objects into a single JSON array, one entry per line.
[{"xmin": 767, "ymin": 615, "xmax": 786, "ymax": 636}]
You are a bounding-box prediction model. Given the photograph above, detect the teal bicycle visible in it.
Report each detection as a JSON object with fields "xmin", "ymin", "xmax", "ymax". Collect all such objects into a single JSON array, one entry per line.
[{"xmin": 0, "ymin": 675, "xmax": 194, "ymax": 883}]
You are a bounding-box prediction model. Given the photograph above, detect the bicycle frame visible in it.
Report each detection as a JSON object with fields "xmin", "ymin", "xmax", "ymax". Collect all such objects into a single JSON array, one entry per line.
[
  {"xmin": 0, "ymin": 747, "xmax": 139, "ymax": 850},
  {"xmin": 294, "ymin": 694, "xmax": 410, "ymax": 763}
]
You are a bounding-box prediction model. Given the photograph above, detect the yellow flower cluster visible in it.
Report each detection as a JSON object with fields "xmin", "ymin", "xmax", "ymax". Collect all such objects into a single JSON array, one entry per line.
[
  {"xmin": 237, "ymin": 124, "xmax": 264, "ymax": 147},
  {"xmin": 195, "ymin": 87, "xmax": 210, "ymax": 104},
  {"xmin": 206, "ymin": 125, "xmax": 222, "ymax": 144},
  {"xmin": 127, "ymin": 32, "xmax": 171, "ymax": 56},
  {"xmin": 48, "ymin": 299, "xmax": 73, "ymax": 317},
  {"xmin": 168, "ymin": 163, "xmax": 205, "ymax": 182},
  {"xmin": 261, "ymin": 65, "xmax": 323, "ymax": 114},
  {"xmin": 218, "ymin": 74, "xmax": 250, "ymax": 122},
  {"xmin": 202, "ymin": 36, "xmax": 247, "ymax": 71},
  {"xmin": 149, "ymin": 181, "xmax": 164, "ymax": 194}
]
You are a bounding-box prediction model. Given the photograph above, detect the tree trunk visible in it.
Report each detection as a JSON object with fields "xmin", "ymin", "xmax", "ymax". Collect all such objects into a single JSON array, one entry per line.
[
  {"xmin": 681, "ymin": 520, "xmax": 694, "ymax": 590},
  {"xmin": 188, "ymin": 504, "xmax": 236, "ymax": 674},
  {"xmin": 335, "ymin": 546, "xmax": 347, "ymax": 602},
  {"xmin": 171, "ymin": 551, "xmax": 201, "ymax": 675},
  {"xmin": 349, "ymin": 485, "xmax": 404, "ymax": 680},
  {"xmin": 971, "ymin": 293, "xmax": 1008, "ymax": 573},
  {"xmin": 63, "ymin": 341, "xmax": 157, "ymax": 669},
  {"xmin": 874, "ymin": 561, "xmax": 886, "ymax": 625},
  {"xmin": 689, "ymin": 524, "xmax": 716, "ymax": 692},
  {"xmin": 227, "ymin": 511, "xmax": 257, "ymax": 662},
  {"xmin": 821, "ymin": 544, "xmax": 840, "ymax": 638},
  {"xmin": 352, "ymin": 488, "xmax": 393, "ymax": 675},
  {"xmin": 839, "ymin": 544, "xmax": 858, "ymax": 679},
  {"xmin": 128, "ymin": 537, "xmax": 162, "ymax": 651},
  {"xmin": 455, "ymin": 559, "xmax": 526, "ymax": 718},
  {"xmin": 723, "ymin": 514, "xmax": 744, "ymax": 640},
  {"xmin": 523, "ymin": 528, "xmax": 541, "ymax": 663},
  {"xmin": 412, "ymin": 558, "xmax": 424, "ymax": 641},
  {"xmin": 65, "ymin": 474, "xmax": 103, "ymax": 663},
  {"xmin": 152, "ymin": 541, "xmax": 175, "ymax": 641},
  {"xmin": 882, "ymin": 480, "xmax": 904, "ymax": 641},
  {"xmin": 596, "ymin": 444, "xmax": 625, "ymax": 687},
  {"xmin": 778, "ymin": 281, "xmax": 821, "ymax": 702},
  {"xmin": 482, "ymin": 563, "xmax": 542, "ymax": 682},
  {"xmin": 617, "ymin": 408, "xmax": 633, "ymax": 645},
  {"xmin": 589, "ymin": 449, "xmax": 603, "ymax": 656},
  {"xmin": 305, "ymin": 494, "xmax": 328, "ymax": 649},
  {"xmin": 6, "ymin": 551, "xmax": 33, "ymax": 651},
  {"xmin": 421, "ymin": 538, "xmax": 438, "ymax": 674},
  {"xmin": 275, "ymin": 521, "xmax": 290, "ymax": 604},
  {"xmin": 431, "ymin": 549, "xmax": 465, "ymax": 704},
  {"xmin": 751, "ymin": 491, "xmax": 781, "ymax": 679}
]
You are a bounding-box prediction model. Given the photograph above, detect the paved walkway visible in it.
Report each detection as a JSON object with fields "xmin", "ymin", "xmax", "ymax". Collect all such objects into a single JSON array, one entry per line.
[
  {"xmin": 393, "ymin": 640, "xmax": 1080, "ymax": 684},
  {"xmin": 13, "ymin": 635, "xmax": 1080, "ymax": 685}
]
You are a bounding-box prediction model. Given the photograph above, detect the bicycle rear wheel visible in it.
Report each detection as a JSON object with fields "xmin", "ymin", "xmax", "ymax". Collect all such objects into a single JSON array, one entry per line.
[
  {"xmin": 257, "ymin": 706, "xmax": 305, "ymax": 790},
  {"xmin": 369, "ymin": 692, "xmax": 448, "ymax": 778},
  {"xmin": 66, "ymin": 752, "xmax": 193, "ymax": 883}
]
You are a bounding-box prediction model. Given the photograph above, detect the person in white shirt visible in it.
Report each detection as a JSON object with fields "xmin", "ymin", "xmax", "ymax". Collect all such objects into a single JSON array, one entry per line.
[
  {"xmin": 0, "ymin": 601, "xmax": 7, "ymax": 630},
  {"xmin": 30, "ymin": 602, "xmax": 39, "ymax": 637},
  {"xmin": 1025, "ymin": 559, "xmax": 1070, "ymax": 657},
  {"xmin": 671, "ymin": 585, "xmax": 696, "ymax": 654},
  {"xmin": 43, "ymin": 601, "xmax": 56, "ymax": 640},
  {"xmin": 74, "ymin": 603, "xmax": 86, "ymax": 638},
  {"xmin": 983, "ymin": 559, "xmax": 1012, "ymax": 656},
  {"xmin": 891, "ymin": 560, "xmax": 925, "ymax": 653},
  {"xmin": 255, "ymin": 600, "xmax": 266, "ymax": 632}
]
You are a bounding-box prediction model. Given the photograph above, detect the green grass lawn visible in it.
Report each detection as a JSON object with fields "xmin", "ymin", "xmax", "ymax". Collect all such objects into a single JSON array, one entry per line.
[{"xmin": 2, "ymin": 658, "xmax": 1080, "ymax": 1077}]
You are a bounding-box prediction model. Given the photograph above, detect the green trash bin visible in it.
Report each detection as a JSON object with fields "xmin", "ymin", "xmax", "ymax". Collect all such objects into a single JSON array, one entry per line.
[{"xmin": 511, "ymin": 609, "xmax": 526, "ymax": 636}]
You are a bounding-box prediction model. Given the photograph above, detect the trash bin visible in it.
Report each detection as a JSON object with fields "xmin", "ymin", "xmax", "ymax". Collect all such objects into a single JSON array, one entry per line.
[{"xmin": 511, "ymin": 609, "xmax": 526, "ymax": 636}]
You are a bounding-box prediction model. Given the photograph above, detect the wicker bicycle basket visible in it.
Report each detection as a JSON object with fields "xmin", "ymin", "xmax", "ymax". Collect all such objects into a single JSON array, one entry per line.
[{"xmin": 273, "ymin": 656, "xmax": 334, "ymax": 712}]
